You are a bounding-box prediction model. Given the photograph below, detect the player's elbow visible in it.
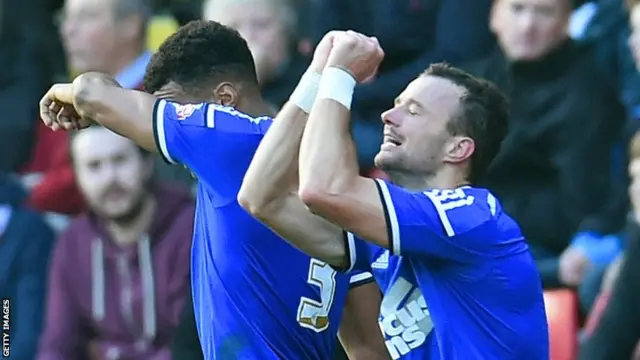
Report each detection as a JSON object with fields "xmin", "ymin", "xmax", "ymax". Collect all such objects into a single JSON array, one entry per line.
[
  {"xmin": 237, "ymin": 189, "xmax": 264, "ymax": 218},
  {"xmin": 299, "ymin": 174, "xmax": 354, "ymax": 215},
  {"xmin": 298, "ymin": 187, "xmax": 333, "ymax": 215},
  {"xmin": 237, "ymin": 187, "xmax": 275, "ymax": 221}
]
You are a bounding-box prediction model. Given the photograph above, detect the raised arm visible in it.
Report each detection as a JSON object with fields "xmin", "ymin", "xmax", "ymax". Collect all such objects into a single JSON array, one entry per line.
[
  {"xmin": 298, "ymin": 32, "xmax": 392, "ymax": 249},
  {"xmin": 40, "ymin": 73, "xmax": 272, "ymax": 189},
  {"xmin": 40, "ymin": 72, "xmax": 158, "ymax": 152},
  {"xmin": 238, "ymin": 32, "xmax": 350, "ymax": 269},
  {"xmin": 297, "ymin": 34, "xmax": 503, "ymax": 261},
  {"xmin": 239, "ymin": 33, "xmax": 387, "ymax": 358}
]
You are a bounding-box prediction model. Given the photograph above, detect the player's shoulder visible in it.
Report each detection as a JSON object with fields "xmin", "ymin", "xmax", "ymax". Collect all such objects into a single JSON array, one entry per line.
[
  {"xmin": 159, "ymin": 99, "xmax": 273, "ymax": 129},
  {"xmin": 159, "ymin": 100, "xmax": 209, "ymax": 126},
  {"xmin": 210, "ymin": 104, "xmax": 272, "ymax": 125},
  {"xmin": 422, "ymin": 186, "xmax": 500, "ymax": 237}
]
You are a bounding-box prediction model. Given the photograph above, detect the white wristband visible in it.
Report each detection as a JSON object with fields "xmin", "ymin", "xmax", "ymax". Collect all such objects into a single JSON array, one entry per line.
[
  {"xmin": 289, "ymin": 70, "xmax": 321, "ymax": 113},
  {"xmin": 317, "ymin": 67, "xmax": 356, "ymax": 110}
]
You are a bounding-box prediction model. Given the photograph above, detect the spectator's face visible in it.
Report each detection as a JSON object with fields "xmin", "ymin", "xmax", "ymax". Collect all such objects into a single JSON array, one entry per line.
[
  {"xmin": 61, "ymin": 0, "xmax": 120, "ymax": 72},
  {"xmin": 491, "ymin": 0, "xmax": 569, "ymax": 61},
  {"xmin": 208, "ymin": 0, "xmax": 289, "ymax": 84},
  {"xmin": 629, "ymin": 5, "xmax": 640, "ymax": 69},
  {"xmin": 375, "ymin": 76, "xmax": 470, "ymax": 180},
  {"xmin": 72, "ymin": 128, "xmax": 152, "ymax": 222}
]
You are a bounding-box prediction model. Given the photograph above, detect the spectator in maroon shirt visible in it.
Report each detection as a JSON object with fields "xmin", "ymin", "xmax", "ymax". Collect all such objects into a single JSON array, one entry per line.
[{"xmin": 38, "ymin": 126, "xmax": 193, "ymax": 360}]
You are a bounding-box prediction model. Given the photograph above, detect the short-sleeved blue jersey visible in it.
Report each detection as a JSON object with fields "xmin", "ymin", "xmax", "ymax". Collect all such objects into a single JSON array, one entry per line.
[
  {"xmin": 344, "ymin": 179, "xmax": 549, "ymax": 359},
  {"xmin": 152, "ymin": 100, "xmax": 373, "ymax": 359}
]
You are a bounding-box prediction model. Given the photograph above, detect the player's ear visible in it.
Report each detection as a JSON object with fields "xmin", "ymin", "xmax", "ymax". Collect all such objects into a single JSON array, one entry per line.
[
  {"xmin": 443, "ymin": 136, "xmax": 475, "ymax": 164},
  {"xmin": 213, "ymin": 82, "xmax": 239, "ymax": 107}
]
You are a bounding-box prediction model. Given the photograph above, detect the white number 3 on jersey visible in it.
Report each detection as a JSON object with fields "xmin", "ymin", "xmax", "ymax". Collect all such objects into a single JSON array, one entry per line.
[{"xmin": 297, "ymin": 259, "xmax": 338, "ymax": 332}]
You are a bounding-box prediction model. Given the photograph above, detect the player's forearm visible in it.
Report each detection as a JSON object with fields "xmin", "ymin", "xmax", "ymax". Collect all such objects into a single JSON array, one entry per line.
[
  {"xmin": 256, "ymin": 193, "xmax": 351, "ymax": 268},
  {"xmin": 299, "ymin": 98, "xmax": 360, "ymax": 204},
  {"xmin": 72, "ymin": 72, "xmax": 158, "ymax": 152},
  {"xmin": 239, "ymin": 102, "xmax": 308, "ymax": 215}
]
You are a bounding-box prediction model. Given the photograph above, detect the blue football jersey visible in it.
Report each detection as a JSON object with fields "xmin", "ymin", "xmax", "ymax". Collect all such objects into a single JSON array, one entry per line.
[
  {"xmin": 345, "ymin": 179, "xmax": 549, "ymax": 360},
  {"xmin": 152, "ymin": 99, "xmax": 373, "ymax": 359}
]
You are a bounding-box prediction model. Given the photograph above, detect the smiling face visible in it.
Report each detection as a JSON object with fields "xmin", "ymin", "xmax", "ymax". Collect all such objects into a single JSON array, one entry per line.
[{"xmin": 375, "ymin": 75, "xmax": 475, "ymax": 180}]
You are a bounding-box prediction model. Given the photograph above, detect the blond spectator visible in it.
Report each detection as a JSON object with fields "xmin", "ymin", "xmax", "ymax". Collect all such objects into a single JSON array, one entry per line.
[{"xmin": 60, "ymin": 0, "xmax": 194, "ymax": 188}]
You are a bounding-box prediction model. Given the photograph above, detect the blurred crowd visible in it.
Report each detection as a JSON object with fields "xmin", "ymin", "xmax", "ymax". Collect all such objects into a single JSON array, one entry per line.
[{"xmin": 2, "ymin": 0, "xmax": 640, "ymax": 359}]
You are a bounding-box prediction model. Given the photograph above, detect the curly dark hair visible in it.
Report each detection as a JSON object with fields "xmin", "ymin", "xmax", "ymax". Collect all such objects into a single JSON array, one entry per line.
[
  {"xmin": 423, "ymin": 63, "xmax": 509, "ymax": 184},
  {"xmin": 143, "ymin": 20, "xmax": 258, "ymax": 95}
]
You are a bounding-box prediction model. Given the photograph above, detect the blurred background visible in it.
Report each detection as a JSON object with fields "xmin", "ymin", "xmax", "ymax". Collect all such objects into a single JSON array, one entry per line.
[{"xmin": 2, "ymin": 0, "xmax": 640, "ymax": 359}]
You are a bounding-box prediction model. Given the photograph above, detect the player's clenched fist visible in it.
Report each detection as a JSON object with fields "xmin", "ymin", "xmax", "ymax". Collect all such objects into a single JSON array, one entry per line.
[
  {"xmin": 309, "ymin": 31, "xmax": 344, "ymax": 74},
  {"xmin": 39, "ymin": 82, "xmax": 90, "ymax": 131},
  {"xmin": 325, "ymin": 30, "xmax": 384, "ymax": 83}
]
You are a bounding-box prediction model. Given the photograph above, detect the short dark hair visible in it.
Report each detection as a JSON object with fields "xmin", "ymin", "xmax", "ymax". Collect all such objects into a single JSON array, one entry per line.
[
  {"xmin": 423, "ymin": 63, "xmax": 509, "ymax": 184},
  {"xmin": 143, "ymin": 20, "xmax": 258, "ymax": 95}
]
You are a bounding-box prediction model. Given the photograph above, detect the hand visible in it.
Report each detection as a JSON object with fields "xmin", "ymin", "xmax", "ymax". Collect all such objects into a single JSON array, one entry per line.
[
  {"xmin": 309, "ymin": 31, "xmax": 343, "ymax": 74},
  {"xmin": 325, "ymin": 30, "xmax": 384, "ymax": 83},
  {"xmin": 39, "ymin": 82, "xmax": 91, "ymax": 131},
  {"xmin": 558, "ymin": 247, "xmax": 591, "ymax": 286}
]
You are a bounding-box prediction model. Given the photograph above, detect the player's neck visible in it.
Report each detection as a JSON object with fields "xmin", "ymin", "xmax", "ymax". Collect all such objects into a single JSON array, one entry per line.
[
  {"xmin": 237, "ymin": 96, "xmax": 274, "ymax": 118},
  {"xmin": 104, "ymin": 194, "xmax": 157, "ymax": 247},
  {"xmin": 390, "ymin": 167, "xmax": 469, "ymax": 191}
]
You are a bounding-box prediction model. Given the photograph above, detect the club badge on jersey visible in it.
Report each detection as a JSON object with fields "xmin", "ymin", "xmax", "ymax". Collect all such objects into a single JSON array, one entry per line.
[{"xmin": 174, "ymin": 103, "xmax": 204, "ymax": 120}]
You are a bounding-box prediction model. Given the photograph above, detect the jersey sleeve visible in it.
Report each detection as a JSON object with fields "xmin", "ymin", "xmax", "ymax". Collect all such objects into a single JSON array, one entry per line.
[
  {"xmin": 373, "ymin": 178, "xmax": 501, "ymax": 261},
  {"xmin": 348, "ymin": 271, "xmax": 374, "ymax": 288},
  {"xmin": 341, "ymin": 232, "xmax": 381, "ymax": 274},
  {"xmin": 152, "ymin": 99, "xmax": 273, "ymax": 167}
]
